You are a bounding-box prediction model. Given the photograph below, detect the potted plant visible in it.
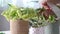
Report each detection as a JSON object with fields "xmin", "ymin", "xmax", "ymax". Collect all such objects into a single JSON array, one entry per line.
[
  {"xmin": 29, "ymin": 2, "xmax": 57, "ymax": 34},
  {"xmin": 1, "ymin": 3, "xmax": 57, "ymax": 34},
  {"xmin": 1, "ymin": 3, "xmax": 40, "ymax": 34},
  {"xmin": 1, "ymin": 4, "xmax": 30, "ymax": 34}
]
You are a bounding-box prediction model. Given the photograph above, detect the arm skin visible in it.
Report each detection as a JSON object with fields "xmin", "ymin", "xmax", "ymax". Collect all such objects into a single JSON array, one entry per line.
[
  {"xmin": 41, "ymin": 0, "xmax": 60, "ymax": 5},
  {"xmin": 47, "ymin": 0, "xmax": 60, "ymax": 4}
]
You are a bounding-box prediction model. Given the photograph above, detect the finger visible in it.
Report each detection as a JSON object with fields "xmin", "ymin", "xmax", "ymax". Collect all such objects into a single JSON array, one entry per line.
[{"xmin": 42, "ymin": 2, "xmax": 51, "ymax": 10}]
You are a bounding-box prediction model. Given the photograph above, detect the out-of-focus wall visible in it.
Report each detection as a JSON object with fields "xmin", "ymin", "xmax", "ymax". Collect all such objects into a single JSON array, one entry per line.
[{"xmin": 0, "ymin": 6, "xmax": 10, "ymax": 31}]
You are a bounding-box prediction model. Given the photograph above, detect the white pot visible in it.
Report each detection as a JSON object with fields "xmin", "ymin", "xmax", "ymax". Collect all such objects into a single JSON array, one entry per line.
[{"xmin": 29, "ymin": 27, "xmax": 44, "ymax": 34}]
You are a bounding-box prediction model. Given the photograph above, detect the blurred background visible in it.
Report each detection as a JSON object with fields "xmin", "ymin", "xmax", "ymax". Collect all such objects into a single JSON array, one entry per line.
[{"xmin": 0, "ymin": 0, "xmax": 59, "ymax": 34}]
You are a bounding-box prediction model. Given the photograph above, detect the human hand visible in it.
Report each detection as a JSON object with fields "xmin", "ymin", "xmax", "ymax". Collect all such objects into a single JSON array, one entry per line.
[{"xmin": 39, "ymin": 2, "xmax": 57, "ymax": 20}]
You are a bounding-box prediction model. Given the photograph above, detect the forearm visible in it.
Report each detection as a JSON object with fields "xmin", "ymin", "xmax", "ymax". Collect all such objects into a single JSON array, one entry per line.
[{"xmin": 47, "ymin": 0, "xmax": 60, "ymax": 4}]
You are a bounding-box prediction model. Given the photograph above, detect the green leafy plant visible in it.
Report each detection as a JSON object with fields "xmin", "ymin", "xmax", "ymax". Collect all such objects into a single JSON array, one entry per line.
[
  {"xmin": 1, "ymin": 4, "xmax": 37, "ymax": 21},
  {"xmin": 1, "ymin": 4, "xmax": 20, "ymax": 20},
  {"xmin": 1, "ymin": 4, "xmax": 56, "ymax": 27},
  {"xmin": 29, "ymin": 7, "xmax": 56, "ymax": 27}
]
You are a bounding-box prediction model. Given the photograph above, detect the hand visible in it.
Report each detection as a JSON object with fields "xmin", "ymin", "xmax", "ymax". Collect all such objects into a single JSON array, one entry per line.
[{"xmin": 39, "ymin": 2, "xmax": 57, "ymax": 20}]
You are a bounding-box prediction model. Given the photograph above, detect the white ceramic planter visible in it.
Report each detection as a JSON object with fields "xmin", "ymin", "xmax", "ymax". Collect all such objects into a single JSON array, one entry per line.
[{"xmin": 29, "ymin": 27, "xmax": 44, "ymax": 34}]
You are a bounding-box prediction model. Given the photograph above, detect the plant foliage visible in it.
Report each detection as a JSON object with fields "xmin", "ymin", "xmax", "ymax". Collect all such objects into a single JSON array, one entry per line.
[{"xmin": 1, "ymin": 4, "xmax": 56, "ymax": 27}]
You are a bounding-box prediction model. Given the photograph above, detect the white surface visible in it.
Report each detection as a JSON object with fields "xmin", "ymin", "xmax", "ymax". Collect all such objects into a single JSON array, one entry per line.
[{"xmin": 23, "ymin": 0, "xmax": 40, "ymax": 8}]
